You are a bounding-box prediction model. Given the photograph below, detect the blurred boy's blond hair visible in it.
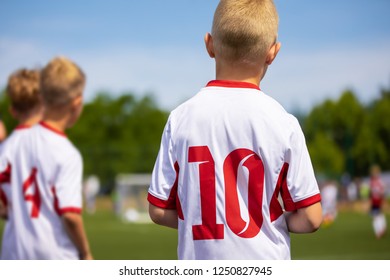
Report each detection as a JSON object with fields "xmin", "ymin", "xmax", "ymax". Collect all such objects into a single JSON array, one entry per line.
[
  {"xmin": 7, "ymin": 69, "xmax": 41, "ymax": 115},
  {"xmin": 40, "ymin": 56, "xmax": 85, "ymax": 108}
]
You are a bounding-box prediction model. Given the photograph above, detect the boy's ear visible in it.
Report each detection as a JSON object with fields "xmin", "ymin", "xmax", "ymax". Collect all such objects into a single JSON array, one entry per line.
[
  {"xmin": 71, "ymin": 95, "xmax": 83, "ymax": 108},
  {"xmin": 204, "ymin": 33, "xmax": 215, "ymax": 58},
  {"xmin": 265, "ymin": 42, "xmax": 281, "ymax": 65}
]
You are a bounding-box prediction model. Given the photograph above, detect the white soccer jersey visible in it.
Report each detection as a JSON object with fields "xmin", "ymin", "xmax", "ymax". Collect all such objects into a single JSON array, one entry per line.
[
  {"xmin": 0, "ymin": 125, "xmax": 30, "ymax": 214},
  {"xmin": 0, "ymin": 122, "xmax": 83, "ymax": 260},
  {"xmin": 148, "ymin": 80, "xmax": 321, "ymax": 260}
]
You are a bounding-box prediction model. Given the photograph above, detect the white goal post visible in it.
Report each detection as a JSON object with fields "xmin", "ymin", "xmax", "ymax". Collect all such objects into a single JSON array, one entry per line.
[{"xmin": 114, "ymin": 173, "xmax": 152, "ymax": 223}]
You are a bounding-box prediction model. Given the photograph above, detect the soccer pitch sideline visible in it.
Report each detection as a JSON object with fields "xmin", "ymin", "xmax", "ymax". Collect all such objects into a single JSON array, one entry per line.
[{"xmin": 0, "ymin": 208, "xmax": 389, "ymax": 260}]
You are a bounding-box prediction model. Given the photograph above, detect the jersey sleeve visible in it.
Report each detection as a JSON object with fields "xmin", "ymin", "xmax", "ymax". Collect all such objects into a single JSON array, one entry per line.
[
  {"xmin": 282, "ymin": 118, "xmax": 321, "ymax": 211},
  {"xmin": 53, "ymin": 150, "xmax": 83, "ymax": 214},
  {"xmin": 148, "ymin": 116, "xmax": 179, "ymax": 209}
]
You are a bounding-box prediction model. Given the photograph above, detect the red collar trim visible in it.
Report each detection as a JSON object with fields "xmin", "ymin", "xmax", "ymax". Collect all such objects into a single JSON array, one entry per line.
[
  {"xmin": 39, "ymin": 121, "xmax": 67, "ymax": 137},
  {"xmin": 206, "ymin": 80, "xmax": 260, "ymax": 91},
  {"xmin": 15, "ymin": 124, "xmax": 32, "ymax": 130}
]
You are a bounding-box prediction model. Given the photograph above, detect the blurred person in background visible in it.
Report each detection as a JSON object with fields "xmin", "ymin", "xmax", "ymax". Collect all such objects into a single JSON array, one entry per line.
[
  {"xmin": 369, "ymin": 165, "xmax": 387, "ymax": 239},
  {"xmin": 320, "ymin": 180, "xmax": 339, "ymax": 227},
  {"xmin": 83, "ymin": 174, "xmax": 100, "ymax": 214}
]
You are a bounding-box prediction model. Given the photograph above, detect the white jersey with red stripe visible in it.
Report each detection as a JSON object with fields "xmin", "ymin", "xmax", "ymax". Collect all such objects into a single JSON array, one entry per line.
[
  {"xmin": 148, "ymin": 80, "xmax": 321, "ymax": 260},
  {"xmin": 0, "ymin": 122, "xmax": 82, "ymax": 260}
]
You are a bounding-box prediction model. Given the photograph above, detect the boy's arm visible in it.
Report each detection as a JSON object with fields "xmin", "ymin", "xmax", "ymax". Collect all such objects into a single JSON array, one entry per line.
[
  {"xmin": 282, "ymin": 118, "xmax": 322, "ymax": 233},
  {"xmin": 55, "ymin": 151, "xmax": 93, "ymax": 259},
  {"xmin": 62, "ymin": 212, "xmax": 93, "ymax": 260},
  {"xmin": 284, "ymin": 202, "xmax": 322, "ymax": 233},
  {"xmin": 149, "ymin": 203, "xmax": 178, "ymax": 229}
]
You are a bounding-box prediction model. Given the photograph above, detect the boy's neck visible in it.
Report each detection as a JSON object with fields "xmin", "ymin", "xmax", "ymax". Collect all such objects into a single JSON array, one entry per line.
[
  {"xmin": 18, "ymin": 115, "xmax": 41, "ymax": 128},
  {"xmin": 17, "ymin": 108, "xmax": 43, "ymax": 128},
  {"xmin": 215, "ymin": 60, "xmax": 267, "ymax": 87},
  {"xmin": 42, "ymin": 110, "xmax": 69, "ymax": 133},
  {"xmin": 41, "ymin": 119, "xmax": 68, "ymax": 133}
]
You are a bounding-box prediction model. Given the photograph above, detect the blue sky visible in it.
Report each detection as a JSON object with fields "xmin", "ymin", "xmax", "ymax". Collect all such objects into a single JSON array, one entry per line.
[{"xmin": 1, "ymin": 0, "xmax": 390, "ymax": 112}]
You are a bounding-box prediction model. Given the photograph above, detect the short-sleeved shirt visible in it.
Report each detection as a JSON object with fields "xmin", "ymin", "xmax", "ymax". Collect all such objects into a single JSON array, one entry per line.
[
  {"xmin": 148, "ymin": 80, "xmax": 321, "ymax": 260},
  {"xmin": 0, "ymin": 122, "xmax": 83, "ymax": 260}
]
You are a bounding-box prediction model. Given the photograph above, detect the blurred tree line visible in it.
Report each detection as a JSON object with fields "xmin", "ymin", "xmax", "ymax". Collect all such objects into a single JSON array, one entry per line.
[
  {"xmin": 1, "ymin": 87, "xmax": 389, "ymax": 191},
  {"xmin": 304, "ymin": 88, "xmax": 390, "ymax": 179}
]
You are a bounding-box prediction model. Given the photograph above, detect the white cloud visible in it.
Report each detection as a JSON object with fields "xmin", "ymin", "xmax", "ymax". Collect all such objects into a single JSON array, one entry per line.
[{"xmin": 1, "ymin": 38, "xmax": 389, "ymax": 113}]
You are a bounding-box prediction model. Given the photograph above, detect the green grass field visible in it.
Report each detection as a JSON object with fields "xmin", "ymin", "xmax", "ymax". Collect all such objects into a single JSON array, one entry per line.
[{"xmin": 1, "ymin": 208, "xmax": 389, "ymax": 260}]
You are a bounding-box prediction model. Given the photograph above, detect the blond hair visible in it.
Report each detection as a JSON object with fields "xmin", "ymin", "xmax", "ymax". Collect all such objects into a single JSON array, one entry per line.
[
  {"xmin": 40, "ymin": 56, "xmax": 85, "ymax": 108},
  {"xmin": 6, "ymin": 68, "xmax": 41, "ymax": 114},
  {"xmin": 212, "ymin": 0, "xmax": 278, "ymax": 63}
]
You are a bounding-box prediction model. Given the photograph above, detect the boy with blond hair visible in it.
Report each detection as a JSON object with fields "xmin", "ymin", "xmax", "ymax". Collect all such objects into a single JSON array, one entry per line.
[
  {"xmin": 148, "ymin": 0, "xmax": 322, "ymax": 259},
  {"xmin": 0, "ymin": 57, "xmax": 92, "ymax": 260},
  {"xmin": 0, "ymin": 68, "xmax": 43, "ymax": 219}
]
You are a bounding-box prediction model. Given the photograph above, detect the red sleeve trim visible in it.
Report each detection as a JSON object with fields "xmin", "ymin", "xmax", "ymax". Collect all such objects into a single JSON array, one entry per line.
[
  {"xmin": 59, "ymin": 207, "xmax": 82, "ymax": 215},
  {"xmin": 294, "ymin": 193, "xmax": 322, "ymax": 209},
  {"xmin": 278, "ymin": 163, "xmax": 322, "ymax": 212},
  {"xmin": 51, "ymin": 186, "xmax": 82, "ymax": 215},
  {"xmin": 147, "ymin": 193, "xmax": 176, "ymax": 209},
  {"xmin": 147, "ymin": 162, "xmax": 183, "ymax": 220}
]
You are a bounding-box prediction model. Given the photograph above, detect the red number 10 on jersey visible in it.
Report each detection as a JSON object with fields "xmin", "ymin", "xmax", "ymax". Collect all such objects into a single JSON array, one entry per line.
[{"xmin": 188, "ymin": 146, "xmax": 288, "ymax": 241}]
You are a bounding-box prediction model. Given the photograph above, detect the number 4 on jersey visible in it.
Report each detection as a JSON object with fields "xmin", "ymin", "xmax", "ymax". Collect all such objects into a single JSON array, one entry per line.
[{"xmin": 23, "ymin": 168, "xmax": 41, "ymax": 218}]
